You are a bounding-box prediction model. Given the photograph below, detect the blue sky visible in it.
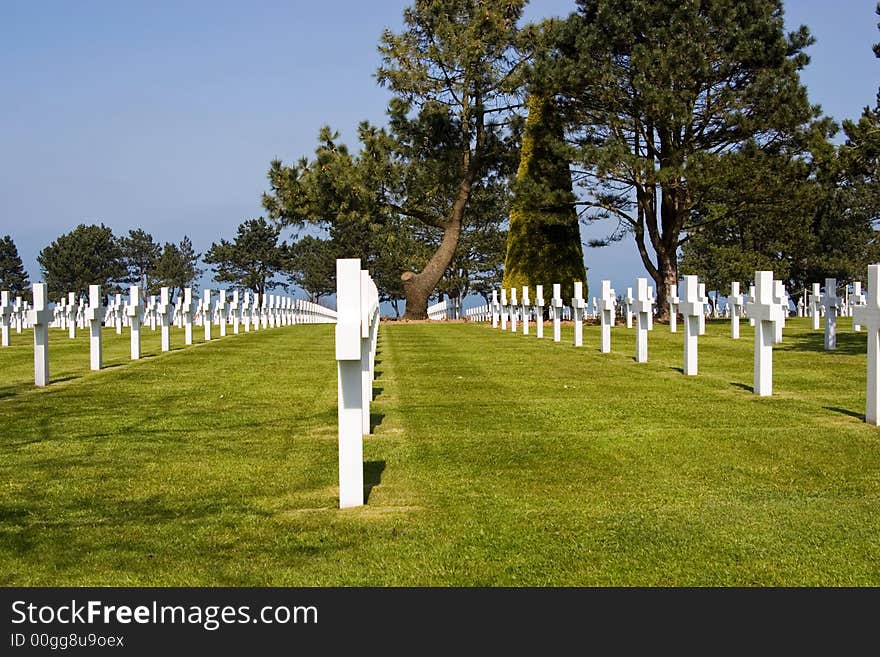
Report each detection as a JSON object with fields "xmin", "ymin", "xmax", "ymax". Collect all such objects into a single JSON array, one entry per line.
[{"xmin": 2, "ymin": 0, "xmax": 878, "ymax": 303}]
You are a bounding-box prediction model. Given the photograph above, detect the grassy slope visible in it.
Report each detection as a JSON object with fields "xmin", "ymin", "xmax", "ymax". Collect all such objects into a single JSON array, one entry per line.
[{"xmin": 0, "ymin": 318, "xmax": 878, "ymax": 585}]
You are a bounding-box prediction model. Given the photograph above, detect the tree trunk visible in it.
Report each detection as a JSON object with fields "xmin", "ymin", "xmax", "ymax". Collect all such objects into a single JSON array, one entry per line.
[
  {"xmin": 401, "ymin": 214, "xmax": 463, "ymax": 319},
  {"xmin": 653, "ymin": 247, "xmax": 678, "ymax": 322}
]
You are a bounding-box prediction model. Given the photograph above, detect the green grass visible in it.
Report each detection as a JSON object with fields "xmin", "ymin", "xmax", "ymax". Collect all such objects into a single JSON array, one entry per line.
[{"xmin": 1, "ymin": 317, "xmax": 878, "ymax": 585}]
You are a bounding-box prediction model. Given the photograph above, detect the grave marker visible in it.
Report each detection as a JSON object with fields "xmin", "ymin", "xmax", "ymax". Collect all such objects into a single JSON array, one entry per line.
[
  {"xmin": 203, "ymin": 289, "xmax": 213, "ymax": 341},
  {"xmin": 698, "ymin": 283, "xmax": 708, "ymax": 335},
  {"xmin": 521, "ymin": 286, "xmax": 530, "ymax": 336},
  {"xmin": 852, "ymin": 281, "xmax": 865, "ymax": 332},
  {"xmin": 773, "ymin": 280, "xmax": 786, "ymax": 344},
  {"xmin": 127, "ymin": 286, "xmax": 143, "ymax": 360},
  {"xmin": 599, "ymin": 280, "xmax": 615, "ymax": 353},
  {"xmin": 510, "ymin": 288, "xmax": 518, "ymax": 332},
  {"xmin": 86, "ymin": 285, "xmax": 104, "ymax": 369},
  {"xmin": 0, "ymin": 291, "xmax": 11, "ymax": 347},
  {"xmin": 535, "ymin": 285, "xmax": 545, "ymax": 339},
  {"xmin": 668, "ymin": 284, "xmax": 679, "ymax": 333},
  {"xmin": 67, "ymin": 292, "xmax": 77, "ymax": 339},
  {"xmin": 810, "ymin": 283, "xmax": 821, "ymax": 330},
  {"xmin": 572, "ymin": 281, "xmax": 585, "ymax": 347},
  {"xmin": 820, "ymin": 278, "xmax": 839, "ymax": 350},
  {"xmin": 624, "ymin": 287, "xmax": 634, "ymax": 329},
  {"xmin": 336, "ymin": 259, "xmax": 364, "ymax": 509},
  {"xmin": 157, "ymin": 286, "xmax": 172, "ymax": 352},
  {"xmin": 183, "ymin": 288, "xmax": 195, "ymax": 345},
  {"xmin": 552, "ymin": 284, "xmax": 562, "ymax": 342},
  {"xmin": 633, "ymin": 278, "xmax": 653, "ymax": 363},
  {"xmin": 729, "ymin": 282, "xmax": 743, "ymax": 339},
  {"xmin": 217, "ymin": 289, "xmax": 227, "ymax": 337},
  {"xmin": 680, "ymin": 276, "xmax": 701, "ymax": 375},
  {"xmin": 853, "ymin": 265, "xmax": 880, "ymax": 425},
  {"xmin": 745, "ymin": 271, "xmax": 784, "ymax": 396},
  {"xmin": 500, "ymin": 288, "xmax": 508, "ymax": 330},
  {"xmin": 30, "ymin": 283, "xmax": 51, "ymax": 386}
]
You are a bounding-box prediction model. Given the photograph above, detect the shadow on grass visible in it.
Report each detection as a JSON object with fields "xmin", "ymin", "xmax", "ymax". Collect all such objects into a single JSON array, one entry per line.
[
  {"xmin": 731, "ymin": 381, "xmax": 753, "ymax": 393},
  {"xmin": 778, "ymin": 330, "xmax": 866, "ymax": 356},
  {"xmin": 370, "ymin": 413, "xmax": 385, "ymax": 433},
  {"xmin": 373, "ymin": 386, "xmax": 383, "ymax": 399},
  {"xmin": 363, "ymin": 460, "xmax": 386, "ymax": 503},
  {"xmin": 824, "ymin": 406, "xmax": 865, "ymax": 421}
]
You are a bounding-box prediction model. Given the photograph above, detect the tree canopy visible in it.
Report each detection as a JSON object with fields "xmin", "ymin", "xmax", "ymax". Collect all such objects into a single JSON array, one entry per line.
[
  {"xmin": 0, "ymin": 235, "xmax": 31, "ymax": 294},
  {"xmin": 540, "ymin": 0, "xmax": 817, "ymax": 316},
  {"xmin": 204, "ymin": 218, "xmax": 286, "ymax": 296},
  {"xmin": 264, "ymin": 0, "xmax": 531, "ymax": 318},
  {"xmin": 37, "ymin": 224, "xmax": 126, "ymax": 299},
  {"xmin": 153, "ymin": 236, "xmax": 203, "ymax": 299}
]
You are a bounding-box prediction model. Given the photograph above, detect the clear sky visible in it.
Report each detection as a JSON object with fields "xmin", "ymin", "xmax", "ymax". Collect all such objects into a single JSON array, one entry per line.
[{"xmin": 2, "ymin": 0, "xmax": 878, "ymax": 303}]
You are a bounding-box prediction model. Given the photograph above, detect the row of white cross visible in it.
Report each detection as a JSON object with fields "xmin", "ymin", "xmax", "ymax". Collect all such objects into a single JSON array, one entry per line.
[
  {"xmin": 0, "ymin": 292, "xmax": 31, "ymax": 342},
  {"xmin": 13, "ymin": 283, "xmax": 336, "ymax": 387},
  {"xmin": 488, "ymin": 280, "xmax": 657, "ymax": 361},
  {"xmin": 480, "ymin": 270, "xmax": 880, "ymax": 426},
  {"xmin": 335, "ymin": 259, "xmax": 381, "ymax": 509}
]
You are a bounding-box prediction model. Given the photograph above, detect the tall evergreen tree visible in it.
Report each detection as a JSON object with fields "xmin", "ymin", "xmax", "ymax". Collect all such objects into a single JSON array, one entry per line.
[
  {"xmin": 0, "ymin": 235, "xmax": 31, "ymax": 294},
  {"xmin": 502, "ymin": 94, "xmax": 586, "ymax": 301},
  {"xmin": 265, "ymin": 0, "xmax": 531, "ymax": 318},
  {"xmin": 204, "ymin": 218, "xmax": 286, "ymax": 296},
  {"xmin": 286, "ymin": 235, "xmax": 337, "ymax": 302},
  {"xmin": 119, "ymin": 228, "xmax": 161, "ymax": 298},
  {"xmin": 37, "ymin": 223, "xmax": 125, "ymax": 298},
  {"xmin": 153, "ymin": 236, "xmax": 203, "ymax": 298},
  {"xmin": 541, "ymin": 0, "xmax": 816, "ymax": 318}
]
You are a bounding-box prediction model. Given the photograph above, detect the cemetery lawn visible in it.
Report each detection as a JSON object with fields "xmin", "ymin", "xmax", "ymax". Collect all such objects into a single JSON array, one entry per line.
[{"xmin": 1, "ymin": 319, "xmax": 879, "ymax": 586}]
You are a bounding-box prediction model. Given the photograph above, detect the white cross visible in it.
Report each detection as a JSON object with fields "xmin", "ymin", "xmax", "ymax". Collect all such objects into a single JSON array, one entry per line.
[
  {"xmin": 853, "ymin": 265, "xmax": 880, "ymax": 424},
  {"xmin": 182, "ymin": 288, "xmax": 196, "ymax": 345},
  {"xmin": 572, "ymin": 281, "xmax": 585, "ymax": 347},
  {"xmin": 698, "ymin": 283, "xmax": 708, "ymax": 335},
  {"xmin": 633, "ymin": 278, "xmax": 653, "ymax": 362},
  {"xmin": 521, "ymin": 286, "xmax": 530, "ymax": 336},
  {"xmin": 552, "ymin": 283, "xmax": 562, "ymax": 342},
  {"xmin": 729, "ymin": 282, "xmax": 743, "ymax": 339},
  {"xmin": 29, "ymin": 283, "xmax": 52, "ymax": 387},
  {"xmin": 67, "ymin": 292, "xmax": 77, "ymax": 339},
  {"xmin": 230, "ymin": 290, "xmax": 240, "ymax": 334},
  {"xmin": 156, "ymin": 287, "xmax": 172, "ymax": 352},
  {"xmin": 852, "ymin": 281, "xmax": 865, "ymax": 332},
  {"xmin": 680, "ymin": 276, "xmax": 701, "ymax": 375},
  {"xmin": 599, "ymin": 280, "xmax": 615, "ymax": 353},
  {"xmin": 203, "ymin": 289, "xmax": 213, "ymax": 341},
  {"xmin": 491, "ymin": 290, "xmax": 499, "ymax": 329},
  {"xmin": 745, "ymin": 271, "xmax": 784, "ymax": 396},
  {"xmin": 773, "ymin": 280, "xmax": 787, "ymax": 344},
  {"xmin": 810, "ymin": 283, "xmax": 821, "ymax": 330},
  {"xmin": 668, "ymin": 284, "xmax": 679, "ymax": 333},
  {"xmin": 624, "ymin": 287, "xmax": 634, "ymax": 329},
  {"xmin": 336, "ymin": 258, "xmax": 365, "ymax": 508},
  {"xmin": 500, "ymin": 288, "xmax": 508, "ymax": 331},
  {"xmin": 820, "ymin": 278, "xmax": 839, "ymax": 350},
  {"xmin": 217, "ymin": 289, "xmax": 227, "ymax": 337},
  {"xmin": 127, "ymin": 286, "xmax": 143, "ymax": 360},
  {"xmin": 535, "ymin": 285, "xmax": 545, "ymax": 339},
  {"xmin": 86, "ymin": 285, "xmax": 104, "ymax": 369},
  {"xmin": 0, "ymin": 291, "xmax": 11, "ymax": 347}
]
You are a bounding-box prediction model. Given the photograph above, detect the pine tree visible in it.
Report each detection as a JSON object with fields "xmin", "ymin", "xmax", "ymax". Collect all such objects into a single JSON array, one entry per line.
[
  {"xmin": 0, "ymin": 235, "xmax": 31, "ymax": 294},
  {"xmin": 541, "ymin": 0, "xmax": 816, "ymax": 318},
  {"xmin": 502, "ymin": 95, "xmax": 586, "ymax": 302},
  {"xmin": 37, "ymin": 224, "xmax": 125, "ymax": 298}
]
